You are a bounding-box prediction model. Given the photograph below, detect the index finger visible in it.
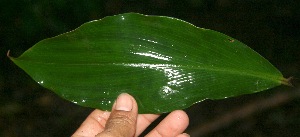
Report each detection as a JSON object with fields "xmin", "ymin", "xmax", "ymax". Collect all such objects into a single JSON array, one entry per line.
[
  {"xmin": 72, "ymin": 109, "xmax": 110, "ymax": 137},
  {"xmin": 135, "ymin": 114, "xmax": 160, "ymax": 136}
]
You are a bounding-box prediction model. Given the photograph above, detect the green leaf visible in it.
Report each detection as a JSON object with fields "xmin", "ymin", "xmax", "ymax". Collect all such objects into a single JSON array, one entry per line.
[{"xmin": 9, "ymin": 13, "xmax": 288, "ymax": 113}]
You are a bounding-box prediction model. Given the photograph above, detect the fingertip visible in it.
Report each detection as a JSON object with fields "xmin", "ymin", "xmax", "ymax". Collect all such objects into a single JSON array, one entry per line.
[
  {"xmin": 146, "ymin": 110, "xmax": 189, "ymax": 137},
  {"xmin": 171, "ymin": 110, "xmax": 189, "ymax": 126},
  {"xmin": 97, "ymin": 93, "xmax": 138, "ymax": 137},
  {"xmin": 114, "ymin": 93, "xmax": 137, "ymax": 112}
]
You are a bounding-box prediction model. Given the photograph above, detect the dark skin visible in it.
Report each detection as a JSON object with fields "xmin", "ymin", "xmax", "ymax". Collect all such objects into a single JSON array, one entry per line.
[{"xmin": 72, "ymin": 93, "xmax": 190, "ymax": 137}]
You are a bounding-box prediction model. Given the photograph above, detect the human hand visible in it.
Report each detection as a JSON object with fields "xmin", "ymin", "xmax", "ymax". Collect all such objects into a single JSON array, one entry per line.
[{"xmin": 72, "ymin": 93, "xmax": 189, "ymax": 137}]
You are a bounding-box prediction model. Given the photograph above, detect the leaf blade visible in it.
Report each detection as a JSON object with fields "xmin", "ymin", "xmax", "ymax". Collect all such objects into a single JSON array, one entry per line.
[{"xmin": 10, "ymin": 13, "xmax": 284, "ymax": 113}]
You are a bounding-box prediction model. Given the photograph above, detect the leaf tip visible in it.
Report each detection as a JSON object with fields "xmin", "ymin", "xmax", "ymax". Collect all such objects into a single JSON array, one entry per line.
[
  {"xmin": 7, "ymin": 50, "xmax": 13, "ymax": 59},
  {"xmin": 7, "ymin": 50, "xmax": 10, "ymax": 57},
  {"xmin": 7, "ymin": 50, "xmax": 18, "ymax": 63}
]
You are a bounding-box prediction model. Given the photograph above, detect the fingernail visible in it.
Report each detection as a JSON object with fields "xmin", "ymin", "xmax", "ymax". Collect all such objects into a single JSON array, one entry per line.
[
  {"xmin": 115, "ymin": 93, "xmax": 133, "ymax": 111},
  {"xmin": 182, "ymin": 133, "xmax": 190, "ymax": 137}
]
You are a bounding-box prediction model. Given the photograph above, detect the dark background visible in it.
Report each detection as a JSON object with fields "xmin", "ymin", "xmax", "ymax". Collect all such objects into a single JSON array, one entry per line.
[{"xmin": 1, "ymin": 0, "xmax": 299, "ymax": 136}]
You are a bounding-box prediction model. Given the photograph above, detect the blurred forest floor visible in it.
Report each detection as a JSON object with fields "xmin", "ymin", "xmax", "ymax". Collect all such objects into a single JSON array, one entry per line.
[{"xmin": 1, "ymin": 0, "xmax": 299, "ymax": 136}]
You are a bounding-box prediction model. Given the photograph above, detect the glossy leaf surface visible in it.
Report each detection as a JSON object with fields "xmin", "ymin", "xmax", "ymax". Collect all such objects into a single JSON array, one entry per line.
[{"xmin": 9, "ymin": 13, "xmax": 286, "ymax": 113}]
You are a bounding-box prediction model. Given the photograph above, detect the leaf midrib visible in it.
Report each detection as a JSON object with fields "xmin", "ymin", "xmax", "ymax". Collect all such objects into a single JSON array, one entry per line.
[{"xmin": 14, "ymin": 58, "xmax": 281, "ymax": 84}]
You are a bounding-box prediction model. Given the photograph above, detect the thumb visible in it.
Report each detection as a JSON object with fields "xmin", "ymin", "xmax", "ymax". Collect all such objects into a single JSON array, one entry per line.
[{"xmin": 96, "ymin": 93, "xmax": 138, "ymax": 137}]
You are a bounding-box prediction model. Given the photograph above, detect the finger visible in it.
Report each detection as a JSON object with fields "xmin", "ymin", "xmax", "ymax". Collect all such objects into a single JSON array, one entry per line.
[
  {"xmin": 97, "ymin": 93, "xmax": 138, "ymax": 137},
  {"xmin": 135, "ymin": 114, "xmax": 160, "ymax": 136},
  {"xmin": 145, "ymin": 110, "xmax": 189, "ymax": 137},
  {"xmin": 72, "ymin": 109, "xmax": 110, "ymax": 137}
]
